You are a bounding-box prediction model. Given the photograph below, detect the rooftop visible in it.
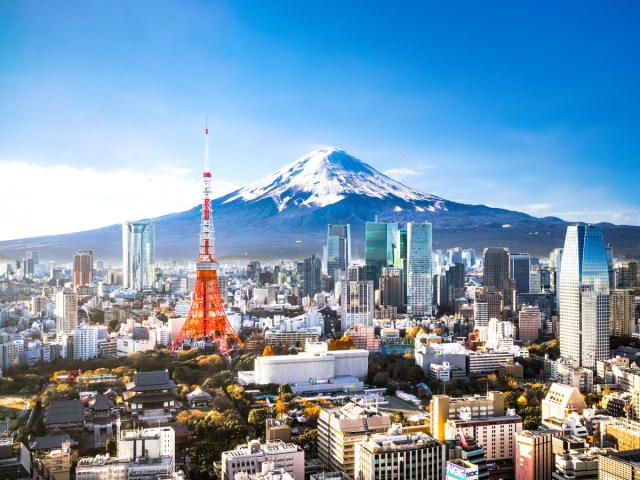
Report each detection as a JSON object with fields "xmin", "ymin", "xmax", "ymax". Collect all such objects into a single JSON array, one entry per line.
[{"xmin": 125, "ymin": 371, "xmax": 177, "ymax": 392}]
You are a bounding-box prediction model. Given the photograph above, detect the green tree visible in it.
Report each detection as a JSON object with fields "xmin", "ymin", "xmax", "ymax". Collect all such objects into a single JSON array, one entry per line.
[{"xmin": 278, "ymin": 384, "xmax": 292, "ymax": 396}]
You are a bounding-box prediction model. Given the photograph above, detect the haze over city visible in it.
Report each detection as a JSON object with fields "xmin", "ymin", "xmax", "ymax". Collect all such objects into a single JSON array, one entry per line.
[{"xmin": 1, "ymin": 1, "xmax": 640, "ymax": 240}]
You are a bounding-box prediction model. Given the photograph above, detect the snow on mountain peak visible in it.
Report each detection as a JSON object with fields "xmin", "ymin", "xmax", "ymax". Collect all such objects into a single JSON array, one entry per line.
[{"xmin": 223, "ymin": 147, "xmax": 443, "ymax": 210}]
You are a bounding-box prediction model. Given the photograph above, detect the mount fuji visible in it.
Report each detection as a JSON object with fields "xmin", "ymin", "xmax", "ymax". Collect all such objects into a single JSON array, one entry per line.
[{"xmin": 1, "ymin": 147, "xmax": 639, "ymax": 260}]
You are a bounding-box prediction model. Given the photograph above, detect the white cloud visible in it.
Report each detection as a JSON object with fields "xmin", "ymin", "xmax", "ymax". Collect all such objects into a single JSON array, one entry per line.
[
  {"xmin": 520, "ymin": 202, "xmax": 554, "ymax": 212},
  {"xmin": 0, "ymin": 161, "xmax": 238, "ymax": 241},
  {"xmin": 383, "ymin": 168, "xmax": 421, "ymax": 177}
]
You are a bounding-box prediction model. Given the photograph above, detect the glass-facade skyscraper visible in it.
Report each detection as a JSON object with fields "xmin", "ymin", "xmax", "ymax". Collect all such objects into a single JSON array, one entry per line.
[
  {"xmin": 365, "ymin": 221, "xmax": 398, "ymax": 289},
  {"xmin": 393, "ymin": 228, "xmax": 408, "ymax": 305},
  {"xmin": 326, "ymin": 224, "xmax": 351, "ymax": 279},
  {"xmin": 407, "ymin": 222, "xmax": 433, "ymax": 316},
  {"xmin": 559, "ymin": 224, "xmax": 610, "ymax": 369},
  {"xmin": 510, "ymin": 253, "xmax": 531, "ymax": 294},
  {"xmin": 122, "ymin": 221, "xmax": 156, "ymax": 291}
]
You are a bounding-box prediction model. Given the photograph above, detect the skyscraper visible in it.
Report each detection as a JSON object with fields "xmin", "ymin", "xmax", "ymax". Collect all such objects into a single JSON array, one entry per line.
[
  {"xmin": 364, "ymin": 221, "xmax": 397, "ymax": 289},
  {"xmin": 559, "ymin": 225, "xmax": 610, "ymax": 369},
  {"xmin": 550, "ymin": 248, "xmax": 563, "ymax": 315},
  {"xmin": 407, "ymin": 222, "xmax": 433, "ymax": 316},
  {"xmin": 55, "ymin": 291, "xmax": 78, "ymax": 334},
  {"xmin": 73, "ymin": 250, "xmax": 94, "ymax": 288},
  {"xmin": 122, "ymin": 221, "xmax": 155, "ymax": 291},
  {"xmin": 341, "ymin": 280, "xmax": 374, "ymax": 329},
  {"xmin": 483, "ymin": 247, "xmax": 512, "ymax": 307},
  {"xmin": 303, "ymin": 254, "xmax": 322, "ymax": 296},
  {"xmin": 326, "ymin": 224, "xmax": 351, "ymax": 280},
  {"xmin": 393, "ymin": 228, "xmax": 408, "ymax": 305},
  {"xmin": 610, "ymin": 289, "xmax": 635, "ymax": 337},
  {"xmin": 510, "ymin": 253, "xmax": 531, "ymax": 294},
  {"xmin": 380, "ymin": 267, "xmax": 403, "ymax": 308}
]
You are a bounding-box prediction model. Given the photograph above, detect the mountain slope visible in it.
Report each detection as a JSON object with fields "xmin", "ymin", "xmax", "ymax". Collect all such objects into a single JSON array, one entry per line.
[{"xmin": 1, "ymin": 148, "xmax": 638, "ymax": 260}]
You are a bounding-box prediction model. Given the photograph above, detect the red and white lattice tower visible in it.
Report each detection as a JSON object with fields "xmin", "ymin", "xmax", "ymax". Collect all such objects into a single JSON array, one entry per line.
[{"xmin": 170, "ymin": 126, "xmax": 243, "ymax": 356}]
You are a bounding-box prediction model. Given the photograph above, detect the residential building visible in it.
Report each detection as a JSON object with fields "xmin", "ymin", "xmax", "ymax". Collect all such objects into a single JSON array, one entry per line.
[
  {"xmin": 73, "ymin": 250, "xmax": 94, "ymax": 288},
  {"xmin": 72, "ymin": 326, "xmax": 98, "ymax": 361},
  {"xmin": 55, "ymin": 291, "xmax": 77, "ymax": 334},
  {"xmin": 610, "ymin": 289, "xmax": 635, "ymax": 337},
  {"xmin": 341, "ymin": 281, "xmax": 374, "ymax": 329},
  {"xmin": 556, "ymin": 364, "xmax": 594, "ymax": 393}
]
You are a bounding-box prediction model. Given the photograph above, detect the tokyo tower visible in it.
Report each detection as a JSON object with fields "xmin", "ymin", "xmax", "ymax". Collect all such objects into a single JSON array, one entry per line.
[{"xmin": 170, "ymin": 126, "xmax": 243, "ymax": 356}]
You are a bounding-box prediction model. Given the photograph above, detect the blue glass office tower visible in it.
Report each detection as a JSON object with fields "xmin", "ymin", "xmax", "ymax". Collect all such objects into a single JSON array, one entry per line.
[
  {"xmin": 365, "ymin": 222, "xmax": 398, "ymax": 289},
  {"xmin": 122, "ymin": 221, "xmax": 156, "ymax": 291},
  {"xmin": 326, "ymin": 224, "xmax": 351, "ymax": 279},
  {"xmin": 559, "ymin": 225, "xmax": 610, "ymax": 369}
]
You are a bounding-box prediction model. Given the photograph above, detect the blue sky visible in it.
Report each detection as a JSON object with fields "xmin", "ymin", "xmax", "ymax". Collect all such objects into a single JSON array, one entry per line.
[{"xmin": 1, "ymin": 1, "xmax": 639, "ymax": 239}]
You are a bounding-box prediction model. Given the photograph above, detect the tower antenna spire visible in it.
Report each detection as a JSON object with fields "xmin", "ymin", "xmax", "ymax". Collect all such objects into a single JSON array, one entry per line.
[{"xmin": 205, "ymin": 116, "xmax": 209, "ymax": 173}]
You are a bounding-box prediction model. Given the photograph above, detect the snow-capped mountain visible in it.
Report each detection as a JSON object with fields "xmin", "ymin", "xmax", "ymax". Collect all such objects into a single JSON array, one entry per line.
[
  {"xmin": 224, "ymin": 147, "xmax": 444, "ymax": 211},
  {"xmin": 1, "ymin": 147, "xmax": 638, "ymax": 260}
]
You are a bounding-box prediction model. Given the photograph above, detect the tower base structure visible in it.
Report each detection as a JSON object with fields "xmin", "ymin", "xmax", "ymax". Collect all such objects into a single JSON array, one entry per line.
[{"xmin": 170, "ymin": 267, "xmax": 242, "ymax": 356}]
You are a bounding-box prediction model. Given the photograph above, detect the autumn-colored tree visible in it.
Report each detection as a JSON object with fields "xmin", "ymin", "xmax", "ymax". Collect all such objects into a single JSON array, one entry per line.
[
  {"xmin": 327, "ymin": 335, "xmax": 356, "ymax": 351},
  {"xmin": 262, "ymin": 345, "xmax": 275, "ymax": 356},
  {"xmin": 276, "ymin": 400, "xmax": 288, "ymax": 418}
]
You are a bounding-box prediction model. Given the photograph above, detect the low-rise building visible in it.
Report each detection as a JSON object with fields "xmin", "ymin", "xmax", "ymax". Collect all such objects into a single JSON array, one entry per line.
[
  {"xmin": 354, "ymin": 425, "xmax": 445, "ymax": 480},
  {"xmin": 221, "ymin": 440, "xmax": 304, "ymax": 480},
  {"xmin": 43, "ymin": 400, "xmax": 84, "ymax": 433},
  {"xmin": 317, "ymin": 403, "xmax": 391, "ymax": 479},
  {"xmin": 122, "ymin": 371, "xmax": 178, "ymax": 423},
  {"xmin": 466, "ymin": 351, "xmax": 514, "ymax": 375},
  {"xmin": 557, "ymin": 364, "xmax": 593, "ymax": 393},
  {"xmin": 541, "ymin": 383, "xmax": 587, "ymax": 423}
]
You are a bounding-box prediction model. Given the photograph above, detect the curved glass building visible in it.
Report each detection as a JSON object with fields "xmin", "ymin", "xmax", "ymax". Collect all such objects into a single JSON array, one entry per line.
[{"xmin": 559, "ymin": 224, "xmax": 610, "ymax": 369}]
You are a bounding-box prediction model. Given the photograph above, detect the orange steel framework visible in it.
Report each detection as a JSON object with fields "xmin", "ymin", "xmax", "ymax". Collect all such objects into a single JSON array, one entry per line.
[{"xmin": 170, "ymin": 126, "xmax": 243, "ymax": 356}]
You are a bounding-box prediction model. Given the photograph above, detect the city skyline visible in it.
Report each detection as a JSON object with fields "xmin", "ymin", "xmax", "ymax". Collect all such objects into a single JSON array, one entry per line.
[{"xmin": 1, "ymin": 1, "xmax": 640, "ymax": 240}]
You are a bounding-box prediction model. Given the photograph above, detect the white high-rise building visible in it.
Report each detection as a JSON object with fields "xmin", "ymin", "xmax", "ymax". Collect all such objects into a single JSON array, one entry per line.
[
  {"xmin": 559, "ymin": 225, "xmax": 610, "ymax": 369},
  {"xmin": 122, "ymin": 221, "xmax": 155, "ymax": 291},
  {"xmin": 341, "ymin": 281, "xmax": 374, "ymax": 329},
  {"xmin": 55, "ymin": 291, "xmax": 78, "ymax": 334},
  {"xmin": 487, "ymin": 318, "xmax": 515, "ymax": 351},
  {"xmin": 407, "ymin": 222, "xmax": 433, "ymax": 316},
  {"xmin": 72, "ymin": 326, "xmax": 98, "ymax": 361}
]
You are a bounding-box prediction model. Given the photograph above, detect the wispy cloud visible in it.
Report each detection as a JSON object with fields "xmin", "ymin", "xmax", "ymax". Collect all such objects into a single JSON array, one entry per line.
[
  {"xmin": 0, "ymin": 161, "xmax": 238, "ymax": 241},
  {"xmin": 383, "ymin": 168, "xmax": 421, "ymax": 177}
]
